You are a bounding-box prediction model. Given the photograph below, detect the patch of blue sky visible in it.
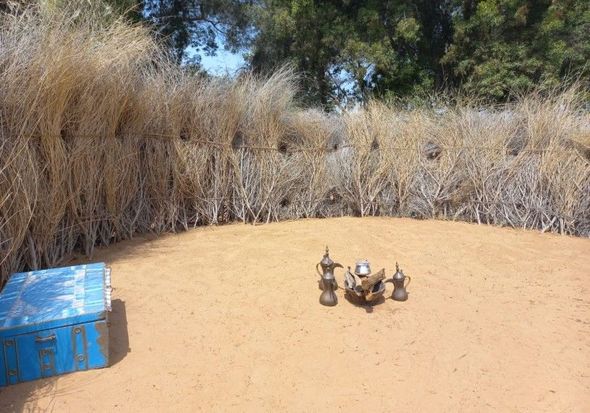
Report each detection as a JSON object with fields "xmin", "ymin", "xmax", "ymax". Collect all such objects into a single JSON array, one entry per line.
[{"xmin": 198, "ymin": 48, "xmax": 246, "ymax": 76}]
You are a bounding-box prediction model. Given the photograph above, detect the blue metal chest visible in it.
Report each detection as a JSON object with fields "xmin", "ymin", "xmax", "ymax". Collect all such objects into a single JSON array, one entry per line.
[{"xmin": 0, "ymin": 263, "xmax": 112, "ymax": 386}]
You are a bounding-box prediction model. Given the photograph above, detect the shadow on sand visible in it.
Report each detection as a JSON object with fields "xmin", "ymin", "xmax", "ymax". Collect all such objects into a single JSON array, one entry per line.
[
  {"xmin": 344, "ymin": 292, "xmax": 387, "ymax": 313},
  {"xmin": 109, "ymin": 299, "xmax": 130, "ymax": 366}
]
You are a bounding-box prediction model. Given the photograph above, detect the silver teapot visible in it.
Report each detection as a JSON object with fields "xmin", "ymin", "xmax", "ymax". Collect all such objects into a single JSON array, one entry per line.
[
  {"xmin": 316, "ymin": 247, "xmax": 343, "ymax": 306},
  {"xmin": 391, "ymin": 262, "xmax": 412, "ymax": 301}
]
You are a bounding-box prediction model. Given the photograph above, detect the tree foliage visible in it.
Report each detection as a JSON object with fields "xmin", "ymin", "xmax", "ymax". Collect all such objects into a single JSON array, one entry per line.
[
  {"xmin": 248, "ymin": 0, "xmax": 588, "ymax": 106},
  {"xmin": 443, "ymin": 0, "xmax": 590, "ymax": 99},
  {"xmin": 13, "ymin": 0, "xmax": 585, "ymax": 105},
  {"xmin": 142, "ymin": 0, "xmax": 253, "ymax": 63}
]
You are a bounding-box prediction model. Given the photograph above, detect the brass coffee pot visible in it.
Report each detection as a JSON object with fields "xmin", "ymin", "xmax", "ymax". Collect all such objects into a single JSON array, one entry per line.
[
  {"xmin": 391, "ymin": 262, "xmax": 412, "ymax": 301},
  {"xmin": 316, "ymin": 246, "xmax": 343, "ymax": 306}
]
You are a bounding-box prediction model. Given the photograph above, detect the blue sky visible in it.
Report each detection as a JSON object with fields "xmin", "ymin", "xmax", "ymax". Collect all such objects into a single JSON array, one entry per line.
[{"xmin": 199, "ymin": 49, "xmax": 245, "ymax": 76}]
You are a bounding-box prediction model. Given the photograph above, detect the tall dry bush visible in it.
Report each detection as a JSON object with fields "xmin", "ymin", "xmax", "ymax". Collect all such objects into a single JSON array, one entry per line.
[
  {"xmin": 0, "ymin": 5, "xmax": 177, "ymax": 278},
  {"xmin": 285, "ymin": 110, "xmax": 340, "ymax": 218},
  {"xmin": 336, "ymin": 103, "xmax": 394, "ymax": 217},
  {"xmin": 229, "ymin": 69, "xmax": 299, "ymax": 223},
  {"xmin": 0, "ymin": 4, "xmax": 588, "ymax": 285}
]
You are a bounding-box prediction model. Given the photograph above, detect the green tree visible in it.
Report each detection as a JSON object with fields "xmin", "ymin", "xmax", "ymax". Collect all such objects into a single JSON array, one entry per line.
[
  {"xmin": 143, "ymin": 0, "xmax": 254, "ymax": 63},
  {"xmin": 249, "ymin": 0, "xmax": 346, "ymax": 106},
  {"xmin": 442, "ymin": 0, "xmax": 590, "ymax": 99},
  {"xmin": 251, "ymin": 0, "xmax": 588, "ymax": 104},
  {"xmin": 249, "ymin": 1, "xmax": 456, "ymax": 107},
  {"xmin": 70, "ymin": 0, "xmax": 588, "ymax": 104},
  {"xmin": 349, "ymin": 1, "xmax": 455, "ymax": 100}
]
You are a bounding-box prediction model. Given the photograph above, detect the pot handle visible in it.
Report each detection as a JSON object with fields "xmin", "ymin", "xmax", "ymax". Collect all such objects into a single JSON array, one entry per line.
[
  {"xmin": 404, "ymin": 276, "xmax": 412, "ymax": 288},
  {"xmin": 316, "ymin": 263, "xmax": 323, "ymax": 277}
]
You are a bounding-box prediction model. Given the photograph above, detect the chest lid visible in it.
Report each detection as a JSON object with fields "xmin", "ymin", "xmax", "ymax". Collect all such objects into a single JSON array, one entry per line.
[{"xmin": 0, "ymin": 263, "xmax": 111, "ymax": 337}]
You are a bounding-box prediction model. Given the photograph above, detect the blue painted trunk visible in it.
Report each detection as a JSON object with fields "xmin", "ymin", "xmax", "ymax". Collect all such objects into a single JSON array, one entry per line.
[{"xmin": 0, "ymin": 263, "xmax": 112, "ymax": 386}]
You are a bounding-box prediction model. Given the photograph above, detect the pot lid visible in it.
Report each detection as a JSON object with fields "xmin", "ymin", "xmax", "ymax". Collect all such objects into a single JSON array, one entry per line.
[
  {"xmin": 320, "ymin": 246, "xmax": 334, "ymax": 267},
  {"xmin": 392, "ymin": 262, "xmax": 405, "ymax": 279},
  {"xmin": 0, "ymin": 263, "xmax": 109, "ymax": 337}
]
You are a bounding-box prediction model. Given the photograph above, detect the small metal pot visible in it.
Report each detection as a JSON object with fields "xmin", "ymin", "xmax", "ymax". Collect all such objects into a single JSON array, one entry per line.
[
  {"xmin": 391, "ymin": 262, "xmax": 411, "ymax": 302},
  {"xmin": 354, "ymin": 259, "xmax": 371, "ymax": 277}
]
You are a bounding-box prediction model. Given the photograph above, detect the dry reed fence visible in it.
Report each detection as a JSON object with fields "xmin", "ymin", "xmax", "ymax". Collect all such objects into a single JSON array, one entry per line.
[{"xmin": 0, "ymin": 7, "xmax": 589, "ymax": 284}]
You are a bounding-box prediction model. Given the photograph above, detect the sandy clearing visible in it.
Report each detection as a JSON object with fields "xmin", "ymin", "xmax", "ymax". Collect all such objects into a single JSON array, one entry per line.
[{"xmin": 0, "ymin": 217, "xmax": 589, "ymax": 412}]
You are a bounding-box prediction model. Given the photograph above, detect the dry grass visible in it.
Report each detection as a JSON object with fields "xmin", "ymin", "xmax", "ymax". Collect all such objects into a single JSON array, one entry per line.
[{"xmin": 0, "ymin": 5, "xmax": 588, "ymax": 284}]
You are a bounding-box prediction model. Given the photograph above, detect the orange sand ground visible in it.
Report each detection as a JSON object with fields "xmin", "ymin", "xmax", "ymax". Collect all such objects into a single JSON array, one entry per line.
[{"xmin": 0, "ymin": 217, "xmax": 589, "ymax": 412}]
